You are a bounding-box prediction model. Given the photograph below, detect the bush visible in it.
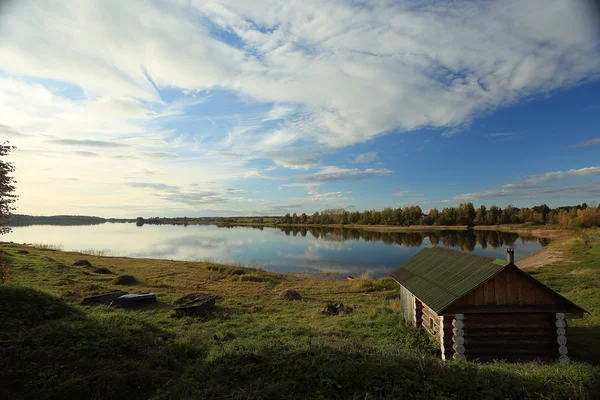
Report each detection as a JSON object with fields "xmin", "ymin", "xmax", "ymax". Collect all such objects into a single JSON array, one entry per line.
[{"xmin": 239, "ymin": 274, "xmax": 272, "ymax": 283}]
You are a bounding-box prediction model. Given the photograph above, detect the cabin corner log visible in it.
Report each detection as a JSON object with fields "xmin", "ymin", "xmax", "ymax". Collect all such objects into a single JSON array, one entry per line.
[{"xmin": 556, "ymin": 313, "xmax": 569, "ymax": 363}]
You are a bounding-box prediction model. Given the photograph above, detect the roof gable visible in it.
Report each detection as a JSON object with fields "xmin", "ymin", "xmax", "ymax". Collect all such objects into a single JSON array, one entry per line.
[{"xmin": 389, "ymin": 246, "xmax": 507, "ymax": 314}]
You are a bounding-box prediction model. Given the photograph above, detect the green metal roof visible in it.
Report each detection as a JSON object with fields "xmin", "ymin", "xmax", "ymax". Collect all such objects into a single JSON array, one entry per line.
[{"xmin": 389, "ymin": 246, "xmax": 506, "ymax": 314}]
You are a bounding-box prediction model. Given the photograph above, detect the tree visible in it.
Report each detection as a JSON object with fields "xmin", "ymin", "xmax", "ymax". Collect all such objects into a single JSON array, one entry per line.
[
  {"xmin": 0, "ymin": 143, "xmax": 17, "ymax": 235},
  {"xmin": 1, "ymin": 143, "xmax": 17, "ymax": 284}
]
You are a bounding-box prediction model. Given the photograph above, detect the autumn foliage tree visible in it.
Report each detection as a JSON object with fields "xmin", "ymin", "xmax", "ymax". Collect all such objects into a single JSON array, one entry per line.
[{"xmin": 0, "ymin": 142, "xmax": 17, "ymax": 283}]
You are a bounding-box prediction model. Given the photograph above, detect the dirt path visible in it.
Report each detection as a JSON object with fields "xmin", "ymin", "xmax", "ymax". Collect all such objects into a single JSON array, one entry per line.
[{"xmin": 517, "ymin": 246, "xmax": 570, "ymax": 270}]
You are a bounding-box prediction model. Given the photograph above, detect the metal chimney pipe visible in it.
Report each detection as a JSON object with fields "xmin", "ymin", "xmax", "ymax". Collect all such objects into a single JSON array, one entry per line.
[{"xmin": 506, "ymin": 248, "xmax": 515, "ymax": 264}]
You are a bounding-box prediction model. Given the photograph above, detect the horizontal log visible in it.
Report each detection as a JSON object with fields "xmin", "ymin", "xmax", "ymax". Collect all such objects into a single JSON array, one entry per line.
[
  {"xmin": 463, "ymin": 317, "xmax": 553, "ymax": 326},
  {"xmin": 459, "ymin": 322, "xmax": 553, "ymax": 329},
  {"xmin": 460, "ymin": 329, "xmax": 555, "ymax": 338},
  {"xmin": 464, "ymin": 313, "xmax": 551, "ymax": 321},
  {"xmin": 462, "ymin": 338, "xmax": 555, "ymax": 346},
  {"xmin": 463, "ymin": 346, "xmax": 556, "ymax": 355}
]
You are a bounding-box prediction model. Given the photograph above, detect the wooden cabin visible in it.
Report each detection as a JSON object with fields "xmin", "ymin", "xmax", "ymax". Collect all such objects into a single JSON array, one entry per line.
[{"xmin": 389, "ymin": 246, "xmax": 586, "ymax": 362}]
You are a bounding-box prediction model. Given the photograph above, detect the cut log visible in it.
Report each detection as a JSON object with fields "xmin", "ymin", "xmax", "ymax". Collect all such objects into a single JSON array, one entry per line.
[
  {"xmin": 453, "ymin": 328, "xmax": 464, "ymax": 337},
  {"xmin": 557, "ymin": 335, "xmax": 567, "ymax": 346},
  {"xmin": 558, "ymin": 345, "xmax": 568, "ymax": 355},
  {"xmin": 555, "ymin": 320, "xmax": 566, "ymax": 328},
  {"xmin": 454, "ymin": 336, "xmax": 465, "ymax": 345},
  {"xmin": 454, "ymin": 354, "xmax": 466, "ymax": 361},
  {"xmin": 558, "ymin": 355, "xmax": 570, "ymax": 363},
  {"xmin": 453, "ymin": 320, "xmax": 465, "ymax": 329},
  {"xmin": 455, "ymin": 313, "xmax": 464, "ymax": 320},
  {"xmin": 555, "ymin": 313, "xmax": 565, "ymax": 320},
  {"xmin": 453, "ymin": 344, "xmax": 466, "ymax": 354},
  {"xmin": 556, "ymin": 327, "xmax": 566, "ymax": 336}
]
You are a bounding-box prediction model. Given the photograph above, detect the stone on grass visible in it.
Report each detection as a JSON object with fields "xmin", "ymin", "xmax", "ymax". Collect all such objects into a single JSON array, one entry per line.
[
  {"xmin": 113, "ymin": 275, "xmax": 138, "ymax": 285},
  {"xmin": 17, "ymin": 250, "xmax": 29, "ymax": 255},
  {"xmin": 73, "ymin": 260, "xmax": 92, "ymax": 267},
  {"xmin": 279, "ymin": 289, "xmax": 302, "ymax": 301},
  {"xmin": 322, "ymin": 302, "xmax": 353, "ymax": 315},
  {"xmin": 93, "ymin": 267, "xmax": 113, "ymax": 274}
]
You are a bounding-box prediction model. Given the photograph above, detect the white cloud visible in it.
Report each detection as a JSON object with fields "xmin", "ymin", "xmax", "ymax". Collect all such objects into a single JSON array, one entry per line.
[
  {"xmin": 523, "ymin": 166, "xmax": 600, "ymax": 184},
  {"xmin": 348, "ymin": 152, "xmax": 379, "ymax": 164},
  {"xmin": 571, "ymin": 138, "xmax": 600, "ymax": 147},
  {"xmin": 1, "ymin": 0, "xmax": 598, "ymax": 150}
]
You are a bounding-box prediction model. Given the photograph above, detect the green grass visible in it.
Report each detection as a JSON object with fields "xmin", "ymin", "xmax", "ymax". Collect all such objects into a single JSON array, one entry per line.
[{"xmin": 1, "ymin": 234, "xmax": 600, "ymax": 399}]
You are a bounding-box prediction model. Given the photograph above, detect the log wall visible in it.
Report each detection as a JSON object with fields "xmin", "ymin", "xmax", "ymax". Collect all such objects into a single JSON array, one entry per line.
[{"xmin": 457, "ymin": 313, "xmax": 557, "ymax": 362}]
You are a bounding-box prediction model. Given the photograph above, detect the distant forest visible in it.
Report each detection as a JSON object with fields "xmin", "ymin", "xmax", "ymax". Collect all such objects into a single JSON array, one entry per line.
[
  {"xmin": 10, "ymin": 214, "xmax": 134, "ymax": 227},
  {"xmin": 278, "ymin": 202, "xmax": 600, "ymax": 228}
]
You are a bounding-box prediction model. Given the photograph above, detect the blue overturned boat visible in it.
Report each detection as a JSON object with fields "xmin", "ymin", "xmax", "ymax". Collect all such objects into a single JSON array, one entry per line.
[{"xmin": 109, "ymin": 293, "xmax": 157, "ymax": 308}]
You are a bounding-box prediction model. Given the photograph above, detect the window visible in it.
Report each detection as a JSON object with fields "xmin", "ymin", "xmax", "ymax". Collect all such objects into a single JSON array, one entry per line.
[{"xmin": 429, "ymin": 317, "xmax": 434, "ymax": 331}]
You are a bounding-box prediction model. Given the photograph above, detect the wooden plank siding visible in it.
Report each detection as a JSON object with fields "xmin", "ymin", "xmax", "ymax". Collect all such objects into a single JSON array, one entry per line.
[
  {"xmin": 399, "ymin": 285, "xmax": 416, "ymax": 325},
  {"xmin": 421, "ymin": 304, "xmax": 443, "ymax": 341},
  {"xmin": 451, "ymin": 268, "xmax": 563, "ymax": 308}
]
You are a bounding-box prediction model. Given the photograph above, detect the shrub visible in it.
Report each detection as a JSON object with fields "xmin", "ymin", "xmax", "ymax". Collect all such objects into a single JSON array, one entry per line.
[
  {"xmin": 114, "ymin": 275, "xmax": 138, "ymax": 285},
  {"xmin": 239, "ymin": 274, "xmax": 272, "ymax": 283}
]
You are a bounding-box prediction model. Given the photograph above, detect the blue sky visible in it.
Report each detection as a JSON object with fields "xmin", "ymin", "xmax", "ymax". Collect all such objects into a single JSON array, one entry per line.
[{"xmin": 1, "ymin": 0, "xmax": 600, "ymax": 217}]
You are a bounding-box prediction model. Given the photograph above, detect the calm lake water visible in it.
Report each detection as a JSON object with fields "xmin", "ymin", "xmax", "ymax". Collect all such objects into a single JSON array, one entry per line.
[{"xmin": 5, "ymin": 224, "xmax": 546, "ymax": 278}]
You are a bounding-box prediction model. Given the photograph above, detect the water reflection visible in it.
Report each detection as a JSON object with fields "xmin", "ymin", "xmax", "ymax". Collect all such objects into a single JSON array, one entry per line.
[
  {"xmin": 276, "ymin": 226, "xmax": 543, "ymax": 252},
  {"xmin": 5, "ymin": 224, "xmax": 546, "ymax": 278}
]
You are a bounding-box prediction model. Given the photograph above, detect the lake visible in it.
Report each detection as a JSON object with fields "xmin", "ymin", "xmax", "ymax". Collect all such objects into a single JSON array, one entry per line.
[{"xmin": 5, "ymin": 224, "xmax": 546, "ymax": 278}]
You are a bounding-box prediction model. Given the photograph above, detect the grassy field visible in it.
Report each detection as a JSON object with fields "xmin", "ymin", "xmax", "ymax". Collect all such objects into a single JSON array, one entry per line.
[{"xmin": 1, "ymin": 230, "xmax": 599, "ymax": 399}]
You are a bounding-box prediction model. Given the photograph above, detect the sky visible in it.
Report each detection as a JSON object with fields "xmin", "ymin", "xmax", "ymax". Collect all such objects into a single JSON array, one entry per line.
[{"xmin": 1, "ymin": 0, "xmax": 600, "ymax": 218}]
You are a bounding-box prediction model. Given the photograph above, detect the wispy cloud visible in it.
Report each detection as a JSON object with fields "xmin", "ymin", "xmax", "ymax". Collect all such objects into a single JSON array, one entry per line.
[
  {"xmin": 127, "ymin": 182, "xmax": 179, "ymax": 191},
  {"xmin": 570, "ymin": 138, "xmax": 600, "ymax": 148},
  {"xmin": 523, "ymin": 166, "xmax": 600, "ymax": 184},
  {"xmin": 431, "ymin": 166, "xmax": 600, "ymax": 204},
  {"xmin": 0, "ymin": 124, "xmax": 25, "ymax": 137},
  {"xmin": 139, "ymin": 151, "xmax": 180, "ymax": 159},
  {"xmin": 50, "ymin": 139, "xmax": 129, "ymax": 148},
  {"xmin": 72, "ymin": 151, "xmax": 100, "ymax": 157},
  {"xmin": 488, "ymin": 132, "xmax": 517, "ymax": 137},
  {"xmin": 348, "ymin": 152, "xmax": 379, "ymax": 164},
  {"xmin": 303, "ymin": 166, "xmax": 393, "ymax": 183}
]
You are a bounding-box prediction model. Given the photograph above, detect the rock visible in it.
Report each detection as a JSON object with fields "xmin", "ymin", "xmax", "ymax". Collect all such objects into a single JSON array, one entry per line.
[
  {"xmin": 73, "ymin": 260, "xmax": 92, "ymax": 267},
  {"xmin": 17, "ymin": 250, "xmax": 29, "ymax": 255},
  {"xmin": 278, "ymin": 289, "xmax": 302, "ymax": 301},
  {"xmin": 322, "ymin": 302, "xmax": 353, "ymax": 315},
  {"xmin": 174, "ymin": 293, "xmax": 213, "ymax": 305},
  {"xmin": 42, "ymin": 256, "xmax": 55, "ymax": 262},
  {"xmin": 113, "ymin": 275, "xmax": 138, "ymax": 285},
  {"xmin": 93, "ymin": 267, "xmax": 112, "ymax": 274}
]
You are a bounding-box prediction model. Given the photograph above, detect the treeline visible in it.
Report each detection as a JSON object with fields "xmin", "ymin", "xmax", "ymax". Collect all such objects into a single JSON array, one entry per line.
[
  {"xmin": 136, "ymin": 216, "xmax": 280, "ymax": 226},
  {"xmin": 10, "ymin": 214, "xmax": 134, "ymax": 227},
  {"xmin": 278, "ymin": 202, "xmax": 600, "ymax": 228},
  {"xmin": 276, "ymin": 226, "xmax": 546, "ymax": 251}
]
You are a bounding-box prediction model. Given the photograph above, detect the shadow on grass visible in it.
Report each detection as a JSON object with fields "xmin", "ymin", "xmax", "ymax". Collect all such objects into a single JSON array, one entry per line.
[
  {"xmin": 0, "ymin": 286, "xmax": 204, "ymax": 400},
  {"xmin": 1, "ymin": 286, "xmax": 599, "ymax": 400},
  {"xmin": 569, "ymin": 325, "xmax": 600, "ymax": 364},
  {"xmin": 159, "ymin": 343, "xmax": 600, "ymax": 400}
]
